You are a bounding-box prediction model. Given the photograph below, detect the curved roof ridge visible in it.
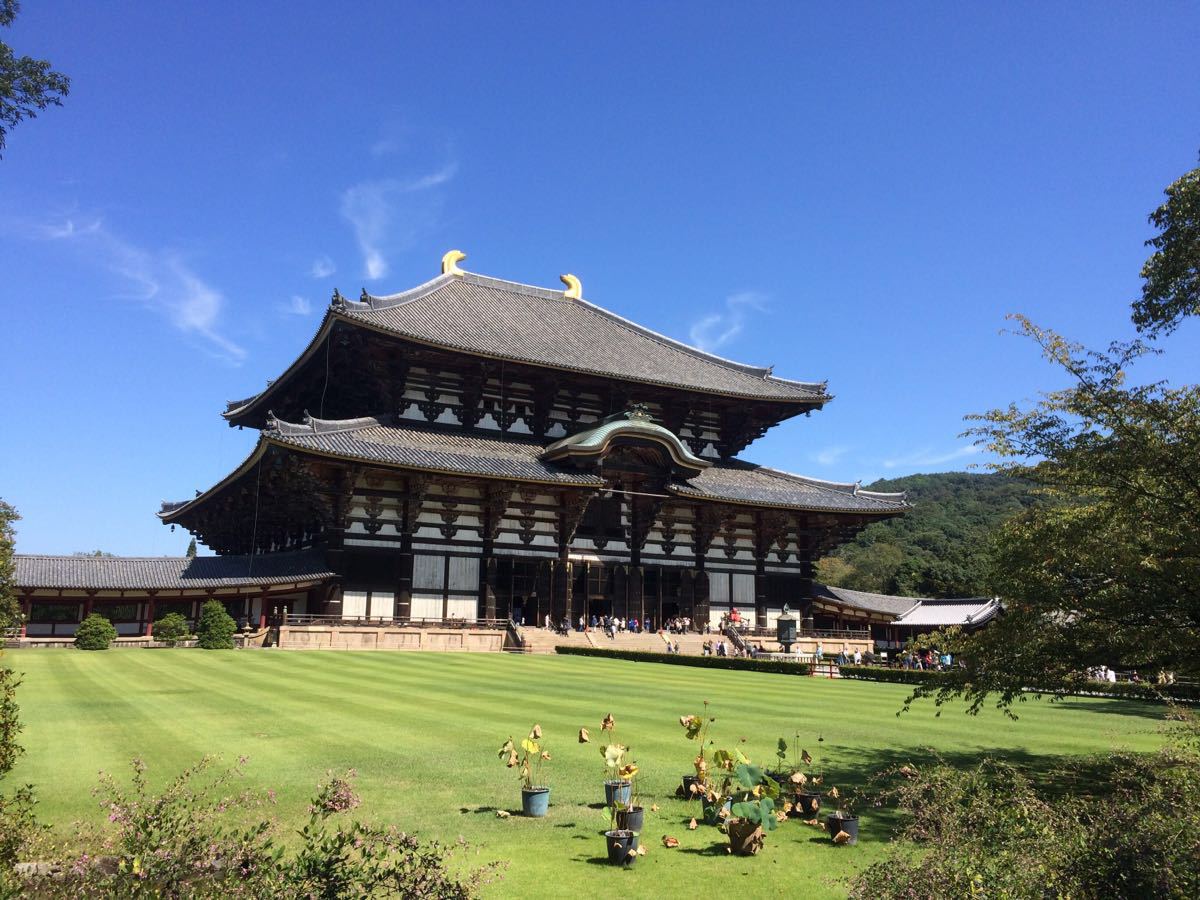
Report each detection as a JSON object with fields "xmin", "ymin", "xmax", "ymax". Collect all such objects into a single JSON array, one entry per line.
[
  {"xmin": 854, "ymin": 488, "xmax": 908, "ymax": 501},
  {"xmin": 754, "ymin": 466, "xmax": 909, "ymax": 506},
  {"xmin": 358, "ymin": 272, "xmax": 457, "ymax": 308},
  {"xmin": 267, "ymin": 412, "xmax": 388, "ymax": 436}
]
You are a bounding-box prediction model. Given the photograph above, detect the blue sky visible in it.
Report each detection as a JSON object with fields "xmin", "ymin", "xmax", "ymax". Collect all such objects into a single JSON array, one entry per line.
[{"xmin": 2, "ymin": 1, "xmax": 1198, "ymax": 556}]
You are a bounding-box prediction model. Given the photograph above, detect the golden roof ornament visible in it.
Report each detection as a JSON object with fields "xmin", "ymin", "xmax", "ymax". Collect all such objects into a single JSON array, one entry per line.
[
  {"xmin": 441, "ymin": 249, "xmax": 467, "ymax": 276},
  {"xmin": 560, "ymin": 273, "xmax": 582, "ymax": 299}
]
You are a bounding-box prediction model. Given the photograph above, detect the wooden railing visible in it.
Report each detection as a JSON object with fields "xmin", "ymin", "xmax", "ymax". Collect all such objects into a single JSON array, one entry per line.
[
  {"xmin": 281, "ymin": 613, "xmax": 509, "ymax": 630},
  {"xmin": 735, "ymin": 625, "xmax": 872, "ymax": 641}
]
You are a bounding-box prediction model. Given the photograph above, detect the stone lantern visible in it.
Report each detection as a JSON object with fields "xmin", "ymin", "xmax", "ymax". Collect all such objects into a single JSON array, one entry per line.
[{"xmin": 777, "ymin": 605, "xmax": 798, "ymax": 654}]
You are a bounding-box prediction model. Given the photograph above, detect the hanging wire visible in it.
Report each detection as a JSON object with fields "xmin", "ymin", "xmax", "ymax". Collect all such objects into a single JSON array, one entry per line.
[{"xmin": 246, "ymin": 457, "xmax": 264, "ymax": 576}]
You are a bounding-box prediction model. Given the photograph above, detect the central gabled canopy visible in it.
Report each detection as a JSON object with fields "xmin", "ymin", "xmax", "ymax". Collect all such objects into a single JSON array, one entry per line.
[{"xmin": 541, "ymin": 405, "xmax": 710, "ymax": 478}]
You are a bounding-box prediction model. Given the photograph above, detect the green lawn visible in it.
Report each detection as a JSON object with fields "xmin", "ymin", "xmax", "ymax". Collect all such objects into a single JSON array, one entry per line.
[{"xmin": 6, "ymin": 650, "xmax": 1167, "ymax": 898}]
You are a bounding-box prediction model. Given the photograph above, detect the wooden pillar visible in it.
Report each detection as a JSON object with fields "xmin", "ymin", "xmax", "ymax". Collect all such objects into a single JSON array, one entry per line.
[
  {"xmin": 692, "ymin": 569, "xmax": 710, "ymax": 631},
  {"xmin": 628, "ymin": 565, "xmax": 645, "ymax": 625},
  {"xmin": 83, "ymin": 592, "xmax": 95, "ymax": 619},
  {"xmin": 258, "ymin": 589, "xmax": 269, "ymax": 629},
  {"xmin": 20, "ymin": 593, "xmax": 31, "ymax": 637},
  {"xmin": 396, "ymin": 528, "xmax": 415, "ymax": 623},
  {"xmin": 144, "ymin": 592, "xmax": 157, "ymax": 637},
  {"xmin": 552, "ymin": 556, "xmax": 573, "ymax": 626},
  {"xmin": 754, "ymin": 556, "xmax": 768, "ymax": 630},
  {"xmin": 534, "ymin": 560, "xmax": 553, "ymax": 627}
]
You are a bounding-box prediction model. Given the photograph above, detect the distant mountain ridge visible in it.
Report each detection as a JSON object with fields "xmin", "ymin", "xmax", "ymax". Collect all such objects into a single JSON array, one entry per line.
[{"xmin": 816, "ymin": 472, "xmax": 1035, "ymax": 599}]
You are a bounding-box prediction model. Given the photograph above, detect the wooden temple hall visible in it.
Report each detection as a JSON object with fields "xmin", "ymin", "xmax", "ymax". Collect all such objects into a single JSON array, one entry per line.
[{"xmin": 13, "ymin": 252, "xmax": 909, "ymax": 640}]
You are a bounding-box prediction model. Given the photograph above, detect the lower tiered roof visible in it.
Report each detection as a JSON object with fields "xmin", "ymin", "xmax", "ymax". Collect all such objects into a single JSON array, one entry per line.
[{"xmin": 160, "ymin": 415, "xmax": 908, "ymax": 522}]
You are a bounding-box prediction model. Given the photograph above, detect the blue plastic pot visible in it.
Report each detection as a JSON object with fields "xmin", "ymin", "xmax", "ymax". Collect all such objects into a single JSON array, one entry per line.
[
  {"xmin": 604, "ymin": 779, "xmax": 631, "ymax": 807},
  {"xmin": 522, "ymin": 786, "xmax": 550, "ymax": 817}
]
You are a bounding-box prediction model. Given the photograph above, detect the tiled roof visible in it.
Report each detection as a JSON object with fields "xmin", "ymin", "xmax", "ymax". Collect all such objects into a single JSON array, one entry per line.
[
  {"xmin": 268, "ymin": 415, "xmax": 607, "ymax": 486},
  {"xmin": 671, "ymin": 464, "xmax": 909, "ymax": 514},
  {"xmin": 14, "ymin": 549, "xmax": 337, "ymax": 591},
  {"xmin": 812, "ymin": 583, "xmax": 921, "ymax": 616},
  {"xmin": 344, "ymin": 272, "xmax": 829, "ymax": 402},
  {"xmin": 163, "ymin": 417, "xmax": 908, "ymax": 520},
  {"xmin": 812, "ymin": 584, "xmax": 1001, "ymax": 626},
  {"xmin": 894, "ymin": 598, "xmax": 1001, "ymax": 627}
]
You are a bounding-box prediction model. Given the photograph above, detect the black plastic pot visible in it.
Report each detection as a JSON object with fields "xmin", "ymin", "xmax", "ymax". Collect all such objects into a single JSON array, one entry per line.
[
  {"xmin": 604, "ymin": 829, "xmax": 638, "ymax": 866},
  {"xmin": 826, "ymin": 814, "xmax": 859, "ymax": 845},
  {"xmin": 796, "ymin": 792, "xmax": 822, "ymax": 817},
  {"xmin": 616, "ymin": 805, "xmax": 644, "ymax": 833},
  {"xmin": 681, "ymin": 774, "xmax": 700, "ymax": 798}
]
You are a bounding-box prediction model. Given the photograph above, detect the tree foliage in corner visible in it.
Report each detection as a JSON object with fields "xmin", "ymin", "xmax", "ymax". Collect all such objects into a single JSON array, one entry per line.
[
  {"xmin": 909, "ymin": 154, "xmax": 1200, "ymax": 714},
  {"xmin": 936, "ymin": 322, "xmax": 1199, "ymax": 709},
  {"xmin": 1133, "ymin": 154, "xmax": 1200, "ymax": 336},
  {"xmin": 0, "ymin": 1, "xmax": 70, "ymax": 157}
]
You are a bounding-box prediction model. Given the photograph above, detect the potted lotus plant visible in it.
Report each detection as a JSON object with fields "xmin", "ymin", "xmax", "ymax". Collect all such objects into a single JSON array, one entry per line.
[
  {"xmin": 679, "ymin": 700, "xmax": 732, "ymax": 823},
  {"xmin": 498, "ymin": 724, "xmax": 551, "ymax": 817},
  {"xmin": 581, "ymin": 714, "xmax": 643, "ymax": 864},
  {"xmin": 720, "ymin": 757, "xmax": 781, "ymax": 855},
  {"xmin": 771, "ymin": 731, "xmax": 823, "ymax": 818},
  {"xmin": 824, "ymin": 787, "xmax": 859, "ymax": 845}
]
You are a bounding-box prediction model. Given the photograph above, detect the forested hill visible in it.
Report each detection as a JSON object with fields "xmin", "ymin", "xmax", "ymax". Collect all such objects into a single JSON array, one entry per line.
[{"xmin": 816, "ymin": 472, "xmax": 1035, "ymax": 599}]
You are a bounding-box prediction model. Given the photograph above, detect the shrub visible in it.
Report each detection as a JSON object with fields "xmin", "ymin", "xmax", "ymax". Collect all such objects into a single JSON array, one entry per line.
[
  {"xmin": 850, "ymin": 714, "xmax": 1200, "ymax": 899},
  {"xmin": 555, "ymin": 645, "xmax": 810, "ymax": 675},
  {"xmin": 74, "ymin": 613, "xmax": 117, "ymax": 651},
  {"xmin": 195, "ymin": 600, "xmax": 237, "ymax": 650},
  {"xmin": 24, "ymin": 757, "xmax": 501, "ymax": 898},
  {"xmin": 152, "ymin": 612, "xmax": 191, "ymax": 647}
]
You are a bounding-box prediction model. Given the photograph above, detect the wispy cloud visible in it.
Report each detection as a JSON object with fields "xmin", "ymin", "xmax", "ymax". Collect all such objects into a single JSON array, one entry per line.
[
  {"xmin": 339, "ymin": 162, "xmax": 457, "ymax": 280},
  {"xmin": 38, "ymin": 217, "xmax": 246, "ymax": 362},
  {"xmin": 370, "ymin": 137, "xmax": 401, "ymax": 157},
  {"xmin": 309, "ymin": 255, "xmax": 336, "ymax": 278},
  {"xmin": 812, "ymin": 445, "xmax": 849, "ymax": 466},
  {"xmin": 40, "ymin": 217, "xmax": 102, "ymax": 239},
  {"xmin": 882, "ymin": 444, "xmax": 982, "ymax": 470},
  {"xmin": 281, "ymin": 294, "xmax": 312, "ymax": 317},
  {"xmin": 688, "ymin": 291, "xmax": 768, "ymax": 352}
]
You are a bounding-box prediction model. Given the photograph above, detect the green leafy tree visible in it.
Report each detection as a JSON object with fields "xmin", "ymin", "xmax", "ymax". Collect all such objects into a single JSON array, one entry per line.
[
  {"xmin": 185, "ymin": 537, "xmax": 197, "ymax": 558},
  {"xmin": 74, "ymin": 612, "xmax": 117, "ymax": 650},
  {"xmin": 0, "ymin": 1, "xmax": 70, "ymax": 158},
  {"xmin": 0, "ymin": 499, "xmax": 18, "ymax": 629},
  {"xmin": 910, "ymin": 317, "xmax": 1200, "ymax": 713},
  {"xmin": 195, "ymin": 600, "xmax": 236, "ymax": 650},
  {"xmin": 1133, "ymin": 153, "xmax": 1200, "ymax": 336},
  {"xmin": 152, "ymin": 612, "xmax": 190, "ymax": 647}
]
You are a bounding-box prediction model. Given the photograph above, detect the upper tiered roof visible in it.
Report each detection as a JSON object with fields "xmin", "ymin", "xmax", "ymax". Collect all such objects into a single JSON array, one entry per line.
[{"xmin": 225, "ymin": 257, "xmax": 830, "ymax": 423}]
